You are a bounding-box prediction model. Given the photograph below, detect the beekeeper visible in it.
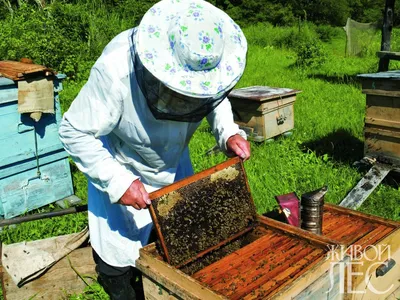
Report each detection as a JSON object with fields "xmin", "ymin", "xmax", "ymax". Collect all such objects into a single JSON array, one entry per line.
[{"xmin": 59, "ymin": 0, "xmax": 250, "ymax": 298}]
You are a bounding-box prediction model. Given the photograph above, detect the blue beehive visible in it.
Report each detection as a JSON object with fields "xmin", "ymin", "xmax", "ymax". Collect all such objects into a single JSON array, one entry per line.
[{"xmin": 0, "ymin": 74, "xmax": 73, "ymax": 219}]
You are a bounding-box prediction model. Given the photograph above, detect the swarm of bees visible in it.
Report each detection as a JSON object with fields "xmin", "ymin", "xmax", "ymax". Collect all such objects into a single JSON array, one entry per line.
[{"xmin": 151, "ymin": 161, "xmax": 258, "ymax": 267}]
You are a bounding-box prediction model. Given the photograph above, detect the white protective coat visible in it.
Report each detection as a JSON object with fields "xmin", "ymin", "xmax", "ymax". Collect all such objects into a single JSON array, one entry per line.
[{"xmin": 59, "ymin": 28, "xmax": 244, "ymax": 267}]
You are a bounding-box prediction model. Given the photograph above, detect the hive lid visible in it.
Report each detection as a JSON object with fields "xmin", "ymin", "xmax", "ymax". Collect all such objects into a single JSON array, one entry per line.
[
  {"xmin": 357, "ymin": 70, "xmax": 400, "ymax": 80},
  {"xmin": 148, "ymin": 157, "xmax": 257, "ymax": 267},
  {"xmin": 0, "ymin": 61, "xmax": 56, "ymax": 81},
  {"xmin": 228, "ymin": 86, "xmax": 301, "ymax": 102}
]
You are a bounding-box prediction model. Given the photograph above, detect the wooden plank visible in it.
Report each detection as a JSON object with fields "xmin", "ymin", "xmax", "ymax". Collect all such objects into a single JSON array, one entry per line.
[
  {"xmin": 149, "ymin": 157, "xmax": 241, "ymax": 200},
  {"xmin": 0, "ymin": 158, "xmax": 74, "ymax": 219},
  {"xmin": 327, "ymin": 222, "xmax": 377, "ymax": 246},
  {"xmin": 205, "ymin": 241, "xmax": 317, "ymax": 298},
  {"xmin": 378, "ymin": 0, "xmax": 395, "ymax": 72},
  {"xmin": 339, "ymin": 163, "xmax": 393, "ymax": 210},
  {"xmin": 358, "ymin": 71, "xmax": 400, "ymax": 80},
  {"xmin": 245, "ymin": 249, "xmax": 325, "ymax": 300},
  {"xmin": 364, "ymin": 127, "xmax": 400, "ymax": 165},
  {"xmin": 142, "ymin": 275, "xmax": 180, "ymax": 300},
  {"xmin": 385, "ymin": 284, "xmax": 400, "ymax": 299},
  {"xmin": 354, "ymin": 226, "xmax": 395, "ymax": 252},
  {"xmin": 365, "ymin": 94, "xmax": 400, "ymax": 128},
  {"xmin": 348, "ymin": 228, "xmax": 400, "ymax": 299},
  {"xmin": 257, "ymin": 215, "xmax": 339, "ymax": 248},
  {"xmin": 228, "ymin": 86, "xmax": 301, "ymax": 102},
  {"xmin": 193, "ymin": 233, "xmax": 293, "ymax": 285},
  {"xmin": 292, "ymin": 262, "xmax": 342, "ymax": 300},
  {"xmin": 322, "ymin": 214, "xmax": 353, "ymax": 235},
  {"xmin": 377, "ymin": 51, "xmax": 400, "ymax": 60},
  {"xmin": 1, "ymin": 246, "xmax": 96, "ymax": 300},
  {"xmin": 362, "ymin": 89, "xmax": 400, "ymax": 97},
  {"xmin": 270, "ymin": 254, "xmax": 347, "ymax": 299},
  {"xmin": 0, "ymin": 61, "xmax": 55, "ymax": 81},
  {"xmin": 361, "ymin": 78, "xmax": 400, "ymax": 97},
  {"xmin": 326, "ymin": 204, "xmax": 400, "ymax": 229},
  {"xmin": 136, "ymin": 244, "xmax": 226, "ymax": 300},
  {"xmin": 365, "ymin": 117, "xmax": 400, "ymax": 129}
]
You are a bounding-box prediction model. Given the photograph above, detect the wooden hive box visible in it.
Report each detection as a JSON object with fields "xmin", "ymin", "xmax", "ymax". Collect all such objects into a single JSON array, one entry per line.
[
  {"xmin": 0, "ymin": 71, "xmax": 73, "ymax": 218},
  {"xmin": 358, "ymin": 71, "xmax": 400, "ymax": 166},
  {"xmin": 136, "ymin": 158, "xmax": 400, "ymax": 299},
  {"xmin": 228, "ymin": 86, "xmax": 301, "ymax": 142}
]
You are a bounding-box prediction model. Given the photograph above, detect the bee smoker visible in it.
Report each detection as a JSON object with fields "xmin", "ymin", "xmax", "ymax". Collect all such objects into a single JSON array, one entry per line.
[{"xmin": 300, "ymin": 186, "xmax": 328, "ymax": 235}]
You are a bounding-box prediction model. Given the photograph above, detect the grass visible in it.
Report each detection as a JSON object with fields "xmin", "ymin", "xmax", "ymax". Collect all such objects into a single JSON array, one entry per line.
[
  {"xmin": 0, "ymin": 24, "xmax": 399, "ymax": 299},
  {"xmin": 190, "ymin": 27, "xmax": 399, "ymax": 220}
]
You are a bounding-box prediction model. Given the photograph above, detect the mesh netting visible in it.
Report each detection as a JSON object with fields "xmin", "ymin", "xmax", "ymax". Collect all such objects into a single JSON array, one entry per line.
[
  {"xmin": 343, "ymin": 18, "xmax": 379, "ymax": 56},
  {"xmin": 130, "ymin": 29, "xmax": 230, "ymax": 123}
]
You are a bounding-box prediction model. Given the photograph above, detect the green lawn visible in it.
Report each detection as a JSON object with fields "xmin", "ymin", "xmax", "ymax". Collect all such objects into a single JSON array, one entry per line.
[
  {"xmin": 190, "ymin": 28, "xmax": 399, "ymax": 220},
  {"xmin": 0, "ymin": 25, "xmax": 399, "ymax": 299}
]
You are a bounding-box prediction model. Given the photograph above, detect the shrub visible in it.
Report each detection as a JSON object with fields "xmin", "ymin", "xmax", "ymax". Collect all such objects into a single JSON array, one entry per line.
[
  {"xmin": 295, "ymin": 40, "xmax": 328, "ymax": 68},
  {"xmin": 315, "ymin": 25, "xmax": 343, "ymax": 42}
]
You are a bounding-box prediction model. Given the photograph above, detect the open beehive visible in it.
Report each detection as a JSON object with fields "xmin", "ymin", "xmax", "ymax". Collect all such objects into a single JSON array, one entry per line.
[{"xmin": 139, "ymin": 157, "xmax": 400, "ymax": 299}]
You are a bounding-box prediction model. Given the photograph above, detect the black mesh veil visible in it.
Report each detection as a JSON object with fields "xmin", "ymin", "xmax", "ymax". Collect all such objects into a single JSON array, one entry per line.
[{"xmin": 130, "ymin": 30, "xmax": 231, "ymax": 123}]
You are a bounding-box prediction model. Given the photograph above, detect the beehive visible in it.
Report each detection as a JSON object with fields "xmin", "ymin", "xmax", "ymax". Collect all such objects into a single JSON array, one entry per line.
[
  {"xmin": 358, "ymin": 71, "xmax": 400, "ymax": 166},
  {"xmin": 137, "ymin": 158, "xmax": 400, "ymax": 299},
  {"xmin": 0, "ymin": 70, "xmax": 73, "ymax": 218},
  {"xmin": 228, "ymin": 86, "xmax": 301, "ymax": 142}
]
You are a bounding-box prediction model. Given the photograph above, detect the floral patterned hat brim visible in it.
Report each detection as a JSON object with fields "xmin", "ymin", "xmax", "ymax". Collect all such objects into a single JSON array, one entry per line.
[{"xmin": 135, "ymin": 0, "xmax": 247, "ymax": 97}]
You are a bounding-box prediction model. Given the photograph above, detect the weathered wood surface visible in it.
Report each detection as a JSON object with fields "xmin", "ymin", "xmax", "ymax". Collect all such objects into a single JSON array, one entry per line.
[
  {"xmin": 357, "ymin": 74, "xmax": 400, "ymax": 166},
  {"xmin": 136, "ymin": 244, "xmax": 226, "ymax": 300},
  {"xmin": 228, "ymin": 86, "xmax": 299, "ymax": 141},
  {"xmin": 148, "ymin": 157, "xmax": 257, "ymax": 267},
  {"xmin": 228, "ymin": 86, "xmax": 301, "ymax": 102},
  {"xmin": 137, "ymin": 206, "xmax": 400, "ymax": 300},
  {"xmin": 358, "ymin": 70, "xmax": 400, "ymax": 79},
  {"xmin": 137, "ymin": 226, "xmax": 333, "ymax": 300},
  {"xmin": 192, "ymin": 227, "xmax": 327, "ymax": 299},
  {"xmin": 291, "ymin": 261, "xmax": 343, "ymax": 300},
  {"xmin": 377, "ymin": 51, "xmax": 400, "ymax": 60},
  {"xmin": 142, "ymin": 275, "xmax": 181, "ymax": 300},
  {"xmin": 364, "ymin": 127, "xmax": 400, "ymax": 166},
  {"xmin": 365, "ymin": 94, "xmax": 400, "ymax": 127},
  {"xmin": 348, "ymin": 228, "xmax": 400, "ymax": 299},
  {"xmin": 339, "ymin": 163, "xmax": 393, "ymax": 210},
  {"xmin": 0, "ymin": 158, "xmax": 74, "ymax": 219},
  {"xmin": 257, "ymin": 215, "xmax": 339, "ymax": 248},
  {"xmin": 0, "ymin": 73, "xmax": 73, "ymax": 218},
  {"xmin": 325, "ymin": 203, "xmax": 400, "ymax": 229},
  {"xmin": 0, "ymin": 61, "xmax": 55, "ymax": 81},
  {"xmin": 378, "ymin": 0, "xmax": 395, "ymax": 72},
  {"xmin": 0, "ymin": 77, "xmax": 14, "ymax": 87},
  {"xmin": 1, "ymin": 246, "xmax": 96, "ymax": 300},
  {"xmin": 386, "ymin": 284, "xmax": 400, "ymax": 299}
]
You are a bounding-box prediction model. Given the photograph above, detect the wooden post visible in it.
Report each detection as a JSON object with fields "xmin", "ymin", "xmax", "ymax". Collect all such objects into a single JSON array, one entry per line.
[{"xmin": 379, "ymin": 0, "xmax": 395, "ymax": 72}]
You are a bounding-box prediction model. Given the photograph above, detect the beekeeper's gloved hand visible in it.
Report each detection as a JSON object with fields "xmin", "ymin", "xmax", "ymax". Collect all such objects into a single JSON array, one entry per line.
[{"xmin": 119, "ymin": 179, "xmax": 151, "ymax": 210}]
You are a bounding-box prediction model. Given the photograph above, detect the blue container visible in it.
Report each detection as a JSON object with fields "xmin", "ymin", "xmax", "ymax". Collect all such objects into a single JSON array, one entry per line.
[{"xmin": 0, "ymin": 74, "xmax": 73, "ymax": 218}]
